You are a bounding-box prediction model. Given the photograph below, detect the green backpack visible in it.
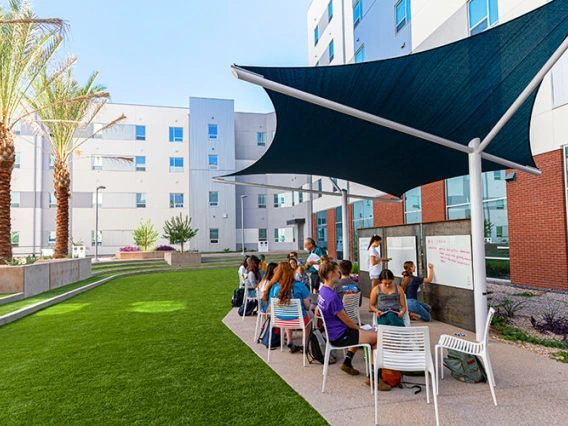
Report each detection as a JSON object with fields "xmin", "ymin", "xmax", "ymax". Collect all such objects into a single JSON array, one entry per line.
[{"xmin": 444, "ymin": 350, "xmax": 487, "ymax": 384}]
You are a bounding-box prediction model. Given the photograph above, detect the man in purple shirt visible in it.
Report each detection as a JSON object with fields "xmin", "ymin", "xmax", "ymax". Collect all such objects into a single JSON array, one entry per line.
[{"xmin": 317, "ymin": 262, "xmax": 389, "ymax": 390}]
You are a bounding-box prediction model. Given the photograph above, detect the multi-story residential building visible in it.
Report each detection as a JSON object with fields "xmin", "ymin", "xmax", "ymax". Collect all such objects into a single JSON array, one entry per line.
[
  {"xmin": 305, "ymin": 0, "xmax": 568, "ymax": 291},
  {"xmin": 10, "ymin": 98, "xmax": 312, "ymax": 256}
]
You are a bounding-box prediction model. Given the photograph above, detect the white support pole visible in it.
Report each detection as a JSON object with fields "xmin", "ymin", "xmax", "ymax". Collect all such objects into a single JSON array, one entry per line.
[
  {"xmin": 341, "ymin": 189, "xmax": 350, "ymax": 261},
  {"xmin": 478, "ymin": 35, "xmax": 568, "ymax": 153},
  {"xmin": 468, "ymin": 138, "xmax": 488, "ymax": 341}
]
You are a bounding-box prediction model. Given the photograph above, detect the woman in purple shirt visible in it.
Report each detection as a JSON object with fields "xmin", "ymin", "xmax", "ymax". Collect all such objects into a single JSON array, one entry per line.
[{"xmin": 317, "ymin": 262, "xmax": 390, "ymax": 391}]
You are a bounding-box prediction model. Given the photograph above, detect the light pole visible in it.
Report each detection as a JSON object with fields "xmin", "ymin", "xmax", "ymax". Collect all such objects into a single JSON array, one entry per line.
[
  {"xmin": 95, "ymin": 185, "xmax": 106, "ymax": 262},
  {"xmin": 241, "ymin": 195, "xmax": 247, "ymax": 255}
]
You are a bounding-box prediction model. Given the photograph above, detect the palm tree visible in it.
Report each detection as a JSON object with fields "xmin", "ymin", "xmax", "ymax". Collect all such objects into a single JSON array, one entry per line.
[
  {"xmin": 26, "ymin": 65, "xmax": 125, "ymax": 258},
  {"xmin": 0, "ymin": 0, "xmax": 66, "ymax": 262}
]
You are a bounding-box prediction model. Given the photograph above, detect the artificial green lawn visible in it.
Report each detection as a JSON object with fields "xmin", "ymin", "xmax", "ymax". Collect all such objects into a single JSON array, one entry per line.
[{"xmin": 0, "ymin": 269, "xmax": 327, "ymax": 425}]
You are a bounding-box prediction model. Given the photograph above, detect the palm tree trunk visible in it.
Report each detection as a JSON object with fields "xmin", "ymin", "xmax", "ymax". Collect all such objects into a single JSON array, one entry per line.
[
  {"xmin": 53, "ymin": 160, "xmax": 70, "ymax": 258},
  {"xmin": 0, "ymin": 125, "xmax": 15, "ymax": 262}
]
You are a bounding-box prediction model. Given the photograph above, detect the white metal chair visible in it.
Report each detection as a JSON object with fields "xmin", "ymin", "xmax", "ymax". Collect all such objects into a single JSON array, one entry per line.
[
  {"xmin": 435, "ymin": 307, "xmax": 497, "ymax": 406},
  {"xmin": 268, "ymin": 298, "xmax": 312, "ymax": 366},
  {"xmin": 374, "ymin": 325, "xmax": 439, "ymax": 426},
  {"xmin": 241, "ymin": 287, "xmax": 253, "ymax": 321},
  {"xmin": 342, "ymin": 292, "xmax": 362, "ymax": 326},
  {"xmin": 253, "ymin": 289, "xmax": 269, "ymax": 342},
  {"xmin": 320, "ymin": 309, "xmax": 372, "ymax": 393},
  {"xmin": 371, "ymin": 294, "xmax": 411, "ymax": 327}
]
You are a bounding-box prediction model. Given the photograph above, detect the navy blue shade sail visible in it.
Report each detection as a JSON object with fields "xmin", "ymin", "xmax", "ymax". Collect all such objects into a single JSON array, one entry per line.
[{"xmin": 229, "ymin": 0, "xmax": 568, "ymax": 197}]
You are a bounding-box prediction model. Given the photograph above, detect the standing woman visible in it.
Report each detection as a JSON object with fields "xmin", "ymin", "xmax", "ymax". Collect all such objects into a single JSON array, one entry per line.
[
  {"xmin": 368, "ymin": 235, "xmax": 387, "ymax": 288},
  {"xmin": 402, "ymin": 261, "xmax": 434, "ymax": 322},
  {"xmin": 369, "ymin": 269, "xmax": 407, "ymax": 327}
]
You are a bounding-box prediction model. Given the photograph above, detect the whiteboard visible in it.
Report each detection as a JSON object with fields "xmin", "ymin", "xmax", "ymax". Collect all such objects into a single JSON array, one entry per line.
[
  {"xmin": 386, "ymin": 236, "xmax": 418, "ymax": 277},
  {"xmin": 359, "ymin": 237, "xmax": 371, "ymax": 271},
  {"xmin": 425, "ymin": 235, "xmax": 473, "ymax": 290}
]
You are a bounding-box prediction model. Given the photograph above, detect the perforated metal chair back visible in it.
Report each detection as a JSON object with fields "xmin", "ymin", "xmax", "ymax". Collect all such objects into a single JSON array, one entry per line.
[
  {"xmin": 342, "ymin": 292, "xmax": 361, "ymax": 325},
  {"xmin": 377, "ymin": 325, "xmax": 430, "ymax": 372}
]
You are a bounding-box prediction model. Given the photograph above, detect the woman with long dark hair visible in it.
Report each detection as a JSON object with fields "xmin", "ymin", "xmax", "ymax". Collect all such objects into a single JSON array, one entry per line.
[
  {"xmin": 244, "ymin": 256, "xmax": 261, "ymax": 298},
  {"xmin": 264, "ymin": 261, "xmax": 312, "ymax": 353},
  {"xmin": 368, "ymin": 235, "xmax": 387, "ymax": 288},
  {"xmin": 257, "ymin": 262, "xmax": 277, "ymax": 313},
  {"xmin": 402, "ymin": 261, "xmax": 434, "ymax": 321}
]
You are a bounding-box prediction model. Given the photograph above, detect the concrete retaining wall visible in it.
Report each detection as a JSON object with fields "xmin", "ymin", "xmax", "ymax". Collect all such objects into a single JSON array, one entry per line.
[
  {"xmin": 115, "ymin": 251, "xmax": 165, "ymax": 260},
  {"xmin": 164, "ymin": 252, "xmax": 201, "ymax": 267}
]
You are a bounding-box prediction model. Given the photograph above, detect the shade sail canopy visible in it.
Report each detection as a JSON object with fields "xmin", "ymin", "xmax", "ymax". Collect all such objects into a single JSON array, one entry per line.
[{"xmin": 229, "ymin": 0, "xmax": 568, "ymax": 196}]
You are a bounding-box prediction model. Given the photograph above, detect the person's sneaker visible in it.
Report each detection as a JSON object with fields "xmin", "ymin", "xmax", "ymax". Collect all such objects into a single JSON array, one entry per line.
[
  {"xmin": 365, "ymin": 376, "xmax": 392, "ymax": 391},
  {"xmin": 339, "ymin": 363, "xmax": 360, "ymax": 376},
  {"xmin": 288, "ymin": 344, "xmax": 300, "ymax": 353}
]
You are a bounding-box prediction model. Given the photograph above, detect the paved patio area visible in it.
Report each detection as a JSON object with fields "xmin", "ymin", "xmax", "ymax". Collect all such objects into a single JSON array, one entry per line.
[{"xmin": 223, "ymin": 298, "xmax": 568, "ymax": 426}]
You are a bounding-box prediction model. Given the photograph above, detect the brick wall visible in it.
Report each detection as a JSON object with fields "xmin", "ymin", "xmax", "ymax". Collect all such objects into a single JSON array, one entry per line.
[
  {"xmin": 327, "ymin": 208, "xmax": 336, "ymax": 259},
  {"xmin": 422, "ymin": 181, "xmax": 447, "ymax": 223},
  {"xmin": 508, "ymin": 150, "xmax": 568, "ymax": 291},
  {"xmin": 348, "ymin": 203, "xmax": 354, "ymax": 260},
  {"xmin": 311, "ymin": 213, "xmax": 316, "ymax": 242},
  {"xmin": 373, "ymin": 196, "xmax": 404, "ymax": 227}
]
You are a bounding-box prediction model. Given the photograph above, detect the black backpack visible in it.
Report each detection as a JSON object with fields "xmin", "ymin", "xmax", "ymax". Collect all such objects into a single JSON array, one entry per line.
[
  {"xmin": 306, "ymin": 328, "xmax": 326, "ymax": 364},
  {"xmin": 258, "ymin": 317, "xmax": 281, "ymax": 349},
  {"xmin": 238, "ymin": 299, "xmax": 257, "ymax": 316},
  {"xmin": 231, "ymin": 288, "xmax": 244, "ymax": 307}
]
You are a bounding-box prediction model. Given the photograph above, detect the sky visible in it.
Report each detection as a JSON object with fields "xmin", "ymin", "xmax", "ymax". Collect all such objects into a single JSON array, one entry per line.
[{"xmin": 33, "ymin": 0, "xmax": 312, "ymax": 113}]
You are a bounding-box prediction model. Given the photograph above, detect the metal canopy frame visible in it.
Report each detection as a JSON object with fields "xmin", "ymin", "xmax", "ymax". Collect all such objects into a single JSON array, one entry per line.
[{"xmin": 227, "ymin": 33, "xmax": 568, "ymax": 340}]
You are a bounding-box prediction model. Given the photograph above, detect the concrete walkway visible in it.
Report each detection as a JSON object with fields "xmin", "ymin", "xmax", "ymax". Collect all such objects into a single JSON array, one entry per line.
[{"xmin": 223, "ymin": 300, "xmax": 568, "ymax": 426}]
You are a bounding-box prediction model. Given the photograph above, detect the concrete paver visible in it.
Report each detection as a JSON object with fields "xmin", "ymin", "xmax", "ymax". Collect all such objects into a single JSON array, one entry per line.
[{"xmin": 223, "ymin": 299, "xmax": 568, "ymax": 426}]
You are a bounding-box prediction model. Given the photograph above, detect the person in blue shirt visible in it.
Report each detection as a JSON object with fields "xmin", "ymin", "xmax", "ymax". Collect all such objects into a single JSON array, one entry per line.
[
  {"xmin": 264, "ymin": 261, "xmax": 312, "ymax": 353},
  {"xmin": 304, "ymin": 237, "xmax": 326, "ymax": 292}
]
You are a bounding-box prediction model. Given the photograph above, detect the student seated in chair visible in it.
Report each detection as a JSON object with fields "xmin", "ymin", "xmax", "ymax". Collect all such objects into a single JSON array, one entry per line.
[
  {"xmin": 334, "ymin": 260, "xmax": 362, "ymax": 306},
  {"xmin": 317, "ymin": 261, "xmax": 390, "ymax": 390},
  {"xmin": 369, "ymin": 269, "xmax": 407, "ymax": 327}
]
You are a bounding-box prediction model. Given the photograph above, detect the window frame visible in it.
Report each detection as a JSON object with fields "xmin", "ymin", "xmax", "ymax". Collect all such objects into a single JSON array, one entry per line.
[
  {"xmin": 91, "ymin": 155, "xmax": 103, "ymax": 171},
  {"xmin": 208, "ymin": 154, "xmax": 218, "ymax": 170},
  {"xmin": 257, "ymin": 132, "xmax": 266, "ymax": 146},
  {"xmin": 208, "ymin": 124, "xmax": 218, "ymax": 140},
  {"xmin": 49, "ymin": 193, "xmax": 57, "ymax": 208},
  {"xmin": 169, "ymin": 127, "xmax": 183, "ymax": 142},
  {"xmin": 314, "ymin": 26, "xmax": 319, "ymax": 46},
  {"xmin": 169, "ymin": 157, "xmax": 184, "ymax": 173},
  {"xmin": 91, "ymin": 230, "xmax": 102, "ymax": 247},
  {"xmin": 135, "ymin": 125, "xmax": 146, "ymax": 141},
  {"xmin": 328, "ymin": 0, "xmax": 333, "ymax": 21},
  {"xmin": 353, "ymin": 0, "xmax": 362, "ymax": 28},
  {"xmin": 135, "ymin": 156, "xmax": 146, "ymax": 172},
  {"xmin": 210, "ymin": 228, "xmax": 219, "ymax": 244},
  {"xmin": 355, "ymin": 45, "xmax": 365, "ymax": 63},
  {"xmin": 329, "ymin": 39, "xmax": 335, "ymax": 63},
  {"xmin": 258, "ymin": 194, "xmax": 267, "ymax": 209},
  {"xmin": 209, "ymin": 191, "xmax": 219, "ymax": 208},
  {"xmin": 11, "ymin": 231, "xmax": 19, "ymax": 247},
  {"xmin": 258, "ymin": 228, "xmax": 267, "ymax": 242},
  {"xmin": 136, "ymin": 193, "xmax": 146, "ymax": 208},
  {"xmin": 467, "ymin": 0, "xmax": 498, "ymax": 35},
  {"xmin": 48, "ymin": 231, "xmax": 56, "ymax": 247},
  {"xmin": 14, "ymin": 152, "xmax": 20, "ymax": 169},
  {"xmin": 395, "ymin": 0, "xmax": 410, "ymax": 33},
  {"xmin": 11, "ymin": 191, "xmax": 20, "ymax": 208},
  {"xmin": 169, "ymin": 193, "xmax": 184, "ymax": 208}
]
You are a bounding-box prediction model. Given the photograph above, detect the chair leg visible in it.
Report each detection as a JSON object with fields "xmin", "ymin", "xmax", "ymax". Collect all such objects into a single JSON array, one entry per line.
[
  {"xmin": 430, "ymin": 370, "xmax": 440, "ymax": 426},
  {"xmin": 480, "ymin": 353, "xmax": 498, "ymax": 406},
  {"xmin": 322, "ymin": 345, "xmax": 331, "ymax": 392},
  {"xmin": 302, "ymin": 327, "xmax": 306, "ymax": 367},
  {"xmin": 439, "ymin": 346, "xmax": 444, "ymax": 380},
  {"xmin": 434, "ymin": 345, "xmax": 440, "ymax": 395},
  {"xmin": 267, "ymin": 326, "xmax": 272, "ymax": 363},
  {"xmin": 254, "ymin": 314, "xmax": 260, "ymax": 342},
  {"xmin": 425, "ymin": 367, "xmax": 430, "ymax": 404},
  {"xmin": 374, "ymin": 362, "xmax": 379, "ymax": 425},
  {"xmin": 484, "ymin": 350, "xmax": 497, "ymax": 387},
  {"xmin": 242, "ymin": 293, "xmax": 247, "ymax": 321}
]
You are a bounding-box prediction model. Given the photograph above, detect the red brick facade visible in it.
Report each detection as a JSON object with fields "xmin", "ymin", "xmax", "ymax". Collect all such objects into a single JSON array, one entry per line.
[
  {"xmin": 327, "ymin": 208, "xmax": 337, "ymax": 259},
  {"xmin": 348, "ymin": 203, "xmax": 354, "ymax": 260},
  {"xmin": 422, "ymin": 181, "xmax": 447, "ymax": 223},
  {"xmin": 508, "ymin": 150, "xmax": 568, "ymax": 291},
  {"xmin": 373, "ymin": 196, "xmax": 404, "ymax": 227},
  {"xmin": 311, "ymin": 213, "xmax": 316, "ymax": 242}
]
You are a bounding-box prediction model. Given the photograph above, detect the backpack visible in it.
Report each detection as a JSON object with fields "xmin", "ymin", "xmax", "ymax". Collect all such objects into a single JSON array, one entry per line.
[
  {"xmin": 238, "ymin": 299, "xmax": 258, "ymax": 316},
  {"xmin": 381, "ymin": 369, "xmax": 403, "ymax": 387},
  {"xmin": 258, "ymin": 317, "xmax": 281, "ymax": 349},
  {"xmin": 231, "ymin": 288, "xmax": 244, "ymax": 308},
  {"xmin": 306, "ymin": 328, "xmax": 337, "ymax": 365},
  {"xmin": 444, "ymin": 349, "xmax": 487, "ymax": 383}
]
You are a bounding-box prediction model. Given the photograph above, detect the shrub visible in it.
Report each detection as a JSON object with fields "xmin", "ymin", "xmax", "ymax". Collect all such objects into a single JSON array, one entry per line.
[
  {"xmin": 513, "ymin": 291, "xmax": 535, "ymax": 298},
  {"xmin": 119, "ymin": 246, "xmax": 141, "ymax": 252},
  {"xmin": 498, "ymin": 297, "xmax": 525, "ymax": 318},
  {"xmin": 351, "ymin": 262, "xmax": 359, "ymax": 274},
  {"xmin": 531, "ymin": 304, "xmax": 568, "ymax": 341},
  {"xmin": 155, "ymin": 245, "xmax": 176, "ymax": 252},
  {"xmin": 132, "ymin": 219, "xmax": 159, "ymax": 251},
  {"xmin": 163, "ymin": 214, "xmax": 198, "ymax": 253}
]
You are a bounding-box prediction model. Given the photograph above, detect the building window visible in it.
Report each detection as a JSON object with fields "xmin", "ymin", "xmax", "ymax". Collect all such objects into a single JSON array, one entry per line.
[
  {"xmin": 136, "ymin": 193, "xmax": 146, "ymax": 208},
  {"xmin": 208, "ymin": 124, "xmax": 218, "ymax": 140},
  {"xmin": 468, "ymin": 0, "xmax": 498, "ymax": 35},
  {"xmin": 259, "ymin": 228, "xmax": 267, "ymax": 242},
  {"xmin": 316, "ymin": 60, "xmax": 320, "ymax": 67},
  {"xmin": 273, "ymin": 193, "xmax": 285, "ymax": 208},
  {"xmin": 135, "ymin": 156, "xmax": 146, "ymax": 171},
  {"xmin": 91, "ymin": 155, "xmax": 103, "ymax": 171},
  {"xmin": 257, "ymin": 132, "xmax": 266, "ymax": 146},
  {"xmin": 335, "ymin": 206, "xmax": 343, "ymax": 260},
  {"xmin": 11, "ymin": 192, "xmax": 20, "ymax": 208},
  {"xmin": 353, "ymin": 0, "xmax": 362, "ymax": 28},
  {"xmin": 169, "ymin": 127, "xmax": 183, "ymax": 142},
  {"xmin": 209, "ymin": 191, "xmax": 219, "ymax": 207},
  {"xmin": 314, "ymin": 26, "xmax": 319, "ymax": 46},
  {"xmin": 48, "ymin": 231, "xmax": 56, "ymax": 247},
  {"xmin": 11, "ymin": 231, "xmax": 19, "ymax": 247},
  {"xmin": 92, "ymin": 123, "xmax": 103, "ymax": 139},
  {"xmin": 331, "ymin": 178, "xmax": 339, "ymax": 192},
  {"xmin": 404, "ymin": 187, "xmax": 422, "ymax": 224},
  {"xmin": 136, "ymin": 125, "xmax": 146, "ymax": 141},
  {"xmin": 14, "ymin": 121, "xmax": 21, "ymax": 135},
  {"xmin": 49, "ymin": 193, "xmax": 57, "ymax": 208},
  {"xmin": 92, "ymin": 192, "xmax": 103, "ymax": 208},
  {"xmin": 316, "ymin": 211, "xmax": 328, "ymax": 249},
  {"xmin": 328, "ymin": 0, "xmax": 333, "ymax": 21},
  {"xmin": 329, "ymin": 40, "xmax": 335, "ymax": 62},
  {"xmin": 169, "ymin": 157, "xmax": 184, "ymax": 173},
  {"xmin": 169, "ymin": 193, "xmax": 184, "ymax": 208},
  {"xmin": 208, "ymin": 155, "xmax": 218, "ymax": 170},
  {"xmin": 258, "ymin": 194, "xmax": 267, "ymax": 209},
  {"xmin": 210, "ymin": 228, "xmax": 219, "ymax": 244},
  {"xmin": 49, "ymin": 156, "xmax": 55, "ymax": 170},
  {"xmin": 352, "ymin": 200, "xmax": 373, "ymax": 245},
  {"xmin": 298, "ymin": 191, "xmax": 304, "ymax": 203},
  {"xmin": 14, "ymin": 152, "xmax": 20, "ymax": 169},
  {"xmin": 355, "ymin": 46, "xmax": 365, "ymax": 63},
  {"xmin": 317, "ymin": 179, "xmax": 323, "ymax": 198},
  {"xmin": 395, "ymin": 0, "xmax": 411, "ymax": 33},
  {"xmin": 91, "ymin": 230, "xmax": 102, "ymax": 247},
  {"xmin": 274, "ymin": 228, "xmax": 286, "ymax": 243}
]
